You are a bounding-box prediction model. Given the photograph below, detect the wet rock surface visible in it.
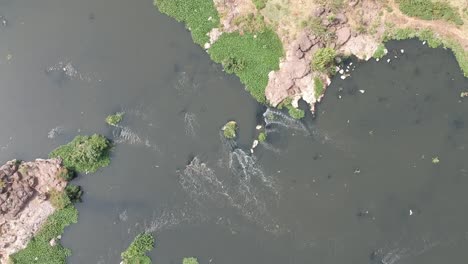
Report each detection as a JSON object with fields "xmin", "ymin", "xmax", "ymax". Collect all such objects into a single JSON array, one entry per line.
[{"xmin": 0, "ymin": 158, "xmax": 66, "ymax": 262}]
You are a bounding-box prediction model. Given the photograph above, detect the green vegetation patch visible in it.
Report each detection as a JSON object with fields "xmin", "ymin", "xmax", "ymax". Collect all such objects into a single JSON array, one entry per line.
[
  {"xmin": 258, "ymin": 132, "xmax": 267, "ymax": 142},
  {"xmin": 49, "ymin": 134, "xmax": 111, "ymax": 174},
  {"xmin": 154, "ymin": 0, "xmax": 220, "ymax": 46},
  {"xmin": 233, "ymin": 13, "xmax": 267, "ymax": 33},
  {"xmin": 311, "ymin": 47, "xmax": 337, "ymax": 75},
  {"xmin": 278, "ymin": 98, "xmax": 305, "ymax": 119},
  {"xmin": 10, "ymin": 205, "xmax": 78, "ymax": 264},
  {"xmin": 252, "ymin": 0, "xmax": 268, "ymax": 10},
  {"xmin": 121, "ymin": 232, "xmax": 155, "ymax": 264},
  {"xmin": 384, "ymin": 28, "xmax": 468, "ymax": 77},
  {"xmin": 209, "ymin": 29, "xmax": 283, "ymax": 103},
  {"xmin": 313, "ymin": 77, "xmax": 325, "ymax": 98},
  {"xmin": 183, "ymin": 257, "xmax": 199, "ymax": 264},
  {"xmin": 106, "ymin": 112, "xmax": 124, "ymax": 126},
  {"xmin": 373, "ymin": 43, "xmax": 387, "ymax": 59},
  {"xmin": 222, "ymin": 121, "xmax": 238, "ymax": 139},
  {"xmin": 397, "ymin": 0, "xmax": 463, "ymax": 25}
]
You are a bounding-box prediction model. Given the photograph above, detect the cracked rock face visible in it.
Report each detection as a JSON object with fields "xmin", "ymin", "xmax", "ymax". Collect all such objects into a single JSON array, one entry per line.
[{"xmin": 0, "ymin": 159, "xmax": 67, "ymax": 262}]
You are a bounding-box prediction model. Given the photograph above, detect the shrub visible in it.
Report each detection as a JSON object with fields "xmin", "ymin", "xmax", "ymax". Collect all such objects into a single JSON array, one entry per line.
[
  {"xmin": 313, "ymin": 77, "xmax": 325, "ymax": 98},
  {"xmin": 57, "ymin": 167, "xmax": 75, "ymax": 181},
  {"xmin": 10, "ymin": 205, "xmax": 78, "ymax": 264},
  {"xmin": 106, "ymin": 112, "xmax": 124, "ymax": 126},
  {"xmin": 252, "ymin": 0, "xmax": 268, "ymax": 10},
  {"xmin": 183, "ymin": 257, "xmax": 199, "ymax": 264},
  {"xmin": 121, "ymin": 233, "xmax": 155, "ymax": 264},
  {"xmin": 373, "ymin": 43, "xmax": 387, "ymax": 59},
  {"xmin": 258, "ymin": 132, "xmax": 267, "ymax": 142},
  {"xmin": 49, "ymin": 134, "xmax": 111, "ymax": 174},
  {"xmin": 49, "ymin": 189, "xmax": 71, "ymax": 210},
  {"xmin": 398, "ymin": 0, "xmax": 463, "ymax": 25},
  {"xmin": 288, "ymin": 106, "xmax": 305, "ymax": 119},
  {"xmin": 154, "ymin": 0, "xmax": 220, "ymax": 46},
  {"xmin": 209, "ymin": 29, "xmax": 283, "ymax": 103},
  {"xmin": 311, "ymin": 48, "xmax": 337, "ymax": 75},
  {"xmin": 65, "ymin": 184, "xmax": 83, "ymax": 203},
  {"xmin": 222, "ymin": 121, "xmax": 238, "ymax": 139}
]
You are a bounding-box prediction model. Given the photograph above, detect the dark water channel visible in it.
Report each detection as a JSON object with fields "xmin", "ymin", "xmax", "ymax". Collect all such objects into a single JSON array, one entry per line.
[{"xmin": 0, "ymin": 0, "xmax": 468, "ymax": 263}]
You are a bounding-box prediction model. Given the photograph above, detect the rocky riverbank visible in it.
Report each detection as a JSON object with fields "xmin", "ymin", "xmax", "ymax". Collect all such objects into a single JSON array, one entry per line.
[{"xmin": 0, "ymin": 158, "xmax": 67, "ymax": 262}]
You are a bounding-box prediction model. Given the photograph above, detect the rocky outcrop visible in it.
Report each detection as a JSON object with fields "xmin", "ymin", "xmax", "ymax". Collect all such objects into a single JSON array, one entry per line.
[{"xmin": 0, "ymin": 159, "xmax": 66, "ymax": 262}]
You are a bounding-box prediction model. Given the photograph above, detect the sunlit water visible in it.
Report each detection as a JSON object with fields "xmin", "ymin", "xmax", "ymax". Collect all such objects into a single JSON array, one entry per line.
[{"xmin": 0, "ymin": 0, "xmax": 467, "ymax": 263}]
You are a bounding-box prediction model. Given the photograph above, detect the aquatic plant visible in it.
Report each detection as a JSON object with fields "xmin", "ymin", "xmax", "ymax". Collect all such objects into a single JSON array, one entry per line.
[
  {"xmin": 222, "ymin": 121, "xmax": 238, "ymax": 139},
  {"xmin": 313, "ymin": 77, "xmax": 325, "ymax": 98},
  {"xmin": 9, "ymin": 205, "xmax": 78, "ymax": 264},
  {"xmin": 209, "ymin": 29, "xmax": 283, "ymax": 103},
  {"xmin": 278, "ymin": 98, "xmax": 305, "ymax": 120},
  {"xmin": 57, "ymin": 167, "xmax": 75, "ymax": 181},
  {"xmin": 397, "ymin": 0, "xmax": 463, "ymax": 25},
  {"xmin": 65, "ymin": 184, "xmax": 83, "ymax": 203},
  {"xmin": 258, "ymin": 132, "xmax": 267, "ymax": 142},
  {"xmin": 121, "ymin": 232, "xmax": 155, "ymax": 264},
  {"xmin": 49, "ymin": 134, "xmax": 111, "ymax": 174},
  {"xmin": 106, "ymin": 112, "xmax": 124, "ymax": 126},
  {"xmin": 154, "ymin": 0, "xmax": 220, "ymax": 46},
  {"xmin": 372, "ymin": 43, "xmax": 387, "ymax": 59},
  {"xmin": 311, "ymin": 47, "xmax": 337, "ymax": 75},
  {"xmin": 182, "ymin": 257, "xmax": 199, "ymax": 264}
]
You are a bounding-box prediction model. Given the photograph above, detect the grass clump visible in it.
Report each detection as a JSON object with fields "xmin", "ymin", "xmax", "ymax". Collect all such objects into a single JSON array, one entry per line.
[
  {"xmin": 106, "ymin": 112, "xmax": 124, "ymax": 126},
  {"xmin": 311, "ymin": 48, "xmax": 337, "ymax": 75},
  {"xmin": 57, "ymin": 167, "xmax": 75, "ymax": 181},
  {"xmin": 252, "ymin": 0, "xmax": 268, "ymax": 10},
  {"xmin": 183, "ymin": 257, "xmax": 199, "ymax": 264},
  {"xmin": 49, "ymin": 189, "xmax": 71, "ymax": 210},
  {"xmin": 65, "ymin": 184, "xmax": 83, "ymax": 203},
  {"xmin": 9, "ymin": 205, "xmax": 78, "ymax": 264},
  {"xmin": 209, "ymin": 29, "xmax": 283, "ymax": 103},
  {"xmin": 384, "ymin": 27, "xmax": 468, "ymax": 77},
  {"xmin": 373, "ymin": 43, "xmax": 387, "ymax": 59},
  {"xmin": 121, "ymin": 232, "xmax": 155, "ymax": 264},
  {"xmin": 397, "ymin": 0, "xmax": 463, "ymax": 25},
  {"xmin": 233, "ymin": 13, "xmax": 267, "ymax": 33},
  {"xmin": 154, "ymin": 0, "xmax": 220, "ymax": 46},
  {"xmin": 258, "ymin": 132, "xmax": 267, "ymax": 142},
  {"xmin": 222, "ymin": 121, "xmax": 238, "ymax": 139},
  {"xmin": 278, "ymin": 98, "xmax": 305, "ymax": 119},
  {"xmin": 49, "ymin": 134, "xmax": 111, "ymax": 174},
  {"xmin": 313, "ymin": 77, "xmax": 325, "ymax": 98}
]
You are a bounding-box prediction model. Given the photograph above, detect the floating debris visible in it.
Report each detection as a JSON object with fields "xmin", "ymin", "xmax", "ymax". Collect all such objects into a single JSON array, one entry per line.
[
  {"xmin": 255, "ymin": 125, "xmax": 262, "ymax": 130},
  {"xmin": 359, "ymin": 90, "xmax": 365, "ymax": 94},
  {"xmin": 409, "ymin": 209, "xmax": 413, "ymax": 216},
  {"xmin": 387, "ymin": 59, "xmax": 391, "ymax": 63},
  {"xmin": 400, "ymin": 49, "xmax": 405, "ymax": 53},
  {"xmin": 0, "ymin": 16, "xmax": 7, "ymax": 27},
  {"xmin": 432, "ymin": 157, "xmax": 440, "ymax": 164},
  {"xmin": 460, "ymin": 92, "xmax": 468, "ymax": 98}
]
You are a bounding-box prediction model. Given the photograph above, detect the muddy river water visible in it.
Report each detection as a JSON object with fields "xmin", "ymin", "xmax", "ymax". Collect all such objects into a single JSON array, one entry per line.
[{"xmin": 0, "ymin": 0, "xmax": 467, "ymax": 263}]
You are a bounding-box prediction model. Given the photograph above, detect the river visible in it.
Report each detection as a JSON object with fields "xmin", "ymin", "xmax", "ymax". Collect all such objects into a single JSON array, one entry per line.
[{"xmin": 0, "ymin": 0, "xmax": 467, "ymax": 263}]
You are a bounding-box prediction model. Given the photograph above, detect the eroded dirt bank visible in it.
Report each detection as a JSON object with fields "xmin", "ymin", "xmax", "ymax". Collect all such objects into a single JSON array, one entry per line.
[{"xmin": 0, "ymin": 159, "xmax": 66, "ymax": 262}]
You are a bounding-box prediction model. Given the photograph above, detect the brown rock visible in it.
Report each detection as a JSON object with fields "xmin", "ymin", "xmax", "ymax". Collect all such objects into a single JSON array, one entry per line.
[
  {"xmin": 335, "ymin": 27, "xmax": 351, "ymax": 46},
  {"xmin": 313, "ymin": 7, "xmax": 325, "ymax": 17},
  {"xmin": 335, "ymin": 13, "xmax": 348, "ymax": 24}
]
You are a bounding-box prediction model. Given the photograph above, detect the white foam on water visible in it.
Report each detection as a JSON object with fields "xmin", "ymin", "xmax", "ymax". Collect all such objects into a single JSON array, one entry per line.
[
  {"xmin": 143, "ymin": 209, "xmax": 205, "ymax": 233},
  {"xmin": 46, "ymin": 60, "xmax": 95, "ymax": 82},
  {"xmin": 184, "ymin": 112, "xmax": 199, "ymax": 138},
  {"xmin": 47, "ymin": 126, "xmax": 64, "ymax": 139},
  {"xmin": 263, "ymin": 108, "xmax": 309, "ymax": 135}
]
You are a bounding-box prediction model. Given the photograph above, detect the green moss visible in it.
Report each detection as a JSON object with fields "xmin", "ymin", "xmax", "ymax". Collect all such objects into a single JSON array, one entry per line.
[
  {"xmin": 49, "ymin": 134, "xmax": 111, "ymax": 174},
  {"xmin": 373, "ymin": 43, "xmax": 387, "ymax": 59},
  {"xmin": 222, "ymin": 121, "xmax": 238, "ymax": 139},
  {"xmin": 183, "ymin": 257, "xmax": 199, "ymax": 264},
  {"xmin": 258, "ymin": 132, "xmax": 267, "ymax": 142},
  {"xmin": 397, "ymin": 0, "xmax": 463, "ymax": 25},
  {"xmin": 106, "ymin": 112, "xmax": 124, "ymax": 126},
  {"xmin": 313, "ymin": 77, "xmax": 325, "ymax": 98},
  {"xmin": 252, "ymin": 0, "xmax": 268, "ymax": 10},
  {"xmin": 208, "ymin": 29, "xmax": 283, "ymax": 103},
  {"xmin": 121, "ymin": 233, "xmax": 155, "ymax": 264},
  {"xmin": 311, "ymin": 48, "xmax": 337, "ymax": 75},
  {"xmin": 9, "ymin": 205, "xmax": 79, "ymax": 264},
  {"xmin": 384, "ymin": 28, "xmax": 468, "ymax": 77},
  {"xmin": 154, "ymin": 0, "xmax": 220, "ymax": 46}
]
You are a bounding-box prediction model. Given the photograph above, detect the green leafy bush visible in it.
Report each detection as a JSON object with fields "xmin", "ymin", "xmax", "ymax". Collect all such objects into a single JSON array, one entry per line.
[
  {"xmin": 223, "ymin": 57, "xmax": 247, "ymax": 74},
  {"xmin": 252, "ymin": 0, "xmax": 268, "ymax": 10},
  {"xmin": 311, "ymin": 48, "xmax": 337, "ymax": 75},
  {"xmin": 49, "ymin": 134, "xmax": 111, "ymax": 174},
  {"xmin": 287, "ymin": 106, "xmax": 305, "ymax": 119},
  {"xmin": 209, "ymin": 30, "xmax": 283, "ymax": 103},
  {"xmin": 373, "ymin": 43, "xmax": 387, "ymax": 59},
  {"xmin": 10, "ymin": 206, "xmax": 78, "ymax": 264},
  {"xmin": 222, "ymin": 121, "xmax": 238, "ymax": 139},
  {"xmin": 121, "ymin": 233, "xmax": 155, "ymax": 264},
  {"xmin": 154, "ymin": 0, "xmax": 220, "ymax": 46},
  {"xmin": 398, "ymin": 0, "xmax": 463, "ymax": 25},
  {"xmin": 57, "ymin": 167, "xmax": 75, "ymax": 181},
  {"xmin": 313, "ymin": 77, "xmax": 325, "ymax": 98},
  {"xmin": 183, "ymin": 257, "xmax": 199, "ymax": 264},
  {"xmin": 49, "ymin": 189, "xmax": 71, "ymax": 210},
  {"xmin": 65, "ymin": 184, "xmax": 83, "ymax": 203},
  {"xmin": 106, "ymin": 112, "xmax": 124, "ymax": 126}
]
